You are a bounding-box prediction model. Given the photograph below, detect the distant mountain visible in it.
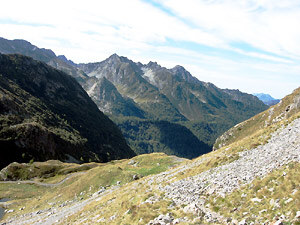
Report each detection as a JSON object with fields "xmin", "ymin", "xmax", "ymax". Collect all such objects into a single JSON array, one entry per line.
[
  {"xmin": 79, "ymin": 54, "xmax": 268, "ymax": 156},
  {"xmin": 253, "ymin": 93, "xmax": 280, "ymax": 106},
  {"xmin": 78, "ymin": 54, "xmax": 186, "ymax": 122},
  {"xmin": 79, "ymin": 54, "xmax": 267, "ymax": 124},
  {"xmin": 0, "ymin": 37, "xmax": 87, "ymax": 82},
  {"xmin": 0, "ymin": 53, "xmax": 135, "ymax": 169},
  {"xmin": 0, "ymin": 37, "xmax": 268, "ymax": 159}
]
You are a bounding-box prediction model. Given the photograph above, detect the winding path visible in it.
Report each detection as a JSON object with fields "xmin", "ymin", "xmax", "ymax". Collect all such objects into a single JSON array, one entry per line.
[{"xmin": 0, "ymin": 172, "xmax": 86, "ymax": 187}]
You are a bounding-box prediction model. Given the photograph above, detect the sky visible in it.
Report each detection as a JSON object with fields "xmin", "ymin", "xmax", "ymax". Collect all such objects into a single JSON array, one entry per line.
[{"xmin": 1, "ymin": 0, "xmax": 300, "ymax": 99}]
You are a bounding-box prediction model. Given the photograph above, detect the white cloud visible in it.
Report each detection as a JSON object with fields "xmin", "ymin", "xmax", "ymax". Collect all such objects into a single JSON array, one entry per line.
[
  {"xmin": 0, "ymin": 0, "xmax": 299, "ymax": 98},
  {"xmin": 156, "ymin": 0, "xmax": 300, "ymax": 59}
]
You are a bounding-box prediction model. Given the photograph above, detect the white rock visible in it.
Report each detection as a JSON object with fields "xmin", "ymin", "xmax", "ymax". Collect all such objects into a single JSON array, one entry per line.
[
  {"xmin": 274, "ymin": 220, "xmax": 283, "ymax": 225},
  {"xmin": 241, "ymin": 193, "xmax": 247, "ymax": 198},
  {"xmin": 251, "ymin": 198, "xmax": 262, "ymax": 203},
  {"xmin": 110, "ymin": 214, "xmax": 116, "ymax": 221},
  {"xmin": 239, "ymin": 219, "xmax": 247, "ymax": 225},
  {"xmin": 284, "ymin": 198, "xmax": 293, "ymax": 204},
  {"xmin": 259, "ymin": 209, "xmax": 267, "ymax": 214},
  {"xmin": 282, "ymin": 171, "xmax": 287, "ymax": 176},
  {"xmin": 292, "ymin": 189, "xmax": 298, "ymax": 195},
  {"xmin": 97, "ymin": 217, "xmax": 105, "ymax": 222},
  {"xmin": 128, "ymin": 160, "xmax": 135, "ymax": 165}
]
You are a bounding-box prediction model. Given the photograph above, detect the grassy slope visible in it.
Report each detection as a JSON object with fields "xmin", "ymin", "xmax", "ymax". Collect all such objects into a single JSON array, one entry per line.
[
  {"xmin": 214, "ymin": 87, "xmax": 300, "ymax": 150},
  {"xmin": 1, "ymin": 88, "xmax": 300, "ymax": 224},
  {"xmin": 0, "ymin": 153, "xmax": 184, "ymax": 221},
  {"xmin": 1, "ymin": 127, "xmax": 300, "ymax": 224},
  {"xmin": 208, "ymin": 162, "xmax": 300, "ymax": 224}
]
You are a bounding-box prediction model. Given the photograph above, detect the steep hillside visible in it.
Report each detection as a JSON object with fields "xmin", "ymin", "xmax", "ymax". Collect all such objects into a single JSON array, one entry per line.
[
  {"xmin": 79, "ymin": 54, "xmax": 186, "ymax": 121},
  {"xmin": 214, "ymin": 87, "xmax": 300, "ymax": 150},
  {"xmin": 0, "ymin": 54, "xmax": 135, "ymax": 169},
  {"xmin": 0, "ymin": 87, "xmax": 299, "ymax": 225},
  {"xmin": 82, "ymin": 76, "xmax": 146, "ymax": 118},
  {"xmin": 113, "ymin": 117, "xmax": 211, "ymax": 158}
]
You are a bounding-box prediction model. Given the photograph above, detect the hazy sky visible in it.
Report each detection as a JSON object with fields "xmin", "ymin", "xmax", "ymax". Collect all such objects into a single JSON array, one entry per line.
[{"xmin": 1, "ymin": 0, "xmax": 300, "ymax": 99}]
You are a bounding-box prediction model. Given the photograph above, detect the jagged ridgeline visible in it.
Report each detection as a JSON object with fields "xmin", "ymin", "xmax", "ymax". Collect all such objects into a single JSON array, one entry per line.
[
  {"xmin": 0, "ymin": 37, "xmax": 268, "ymax": 159},
  {"xmin": 78, "ymin": 54, "xmax": 268, "ymax": 156},
  {"xmin": 0, "ymin": 54, "xmax": 135, "ymax": 168}
]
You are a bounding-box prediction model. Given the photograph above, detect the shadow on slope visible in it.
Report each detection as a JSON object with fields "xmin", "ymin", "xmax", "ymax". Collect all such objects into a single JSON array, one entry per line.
[{"xmin": 114, "ymin": 118, "xmax": 211, "ymax": 159}]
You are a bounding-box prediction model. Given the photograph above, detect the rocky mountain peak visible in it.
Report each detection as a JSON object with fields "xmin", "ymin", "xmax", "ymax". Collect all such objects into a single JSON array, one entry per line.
[
  {"xmin": 106, "ymin": 53, "xmax": 131, "ymax": 64},
  {"xmin": 146, "ymin": 61, "xmax": 161, "ymax": 70},
  {"xmin": 172, "ymin": 65, "xmax": 186, "ymax": 71},
  {"xmin": 170, "ymin": 65, "xmax": 199, "ymax": 84},
  {"xmin": 108, "ymin": 53, "xmax": 121, "ymax": 61},
  {"xmin": 0, "ymin": 38, "xmax": 56, "ymax": 62},
  {"xmin": 57, "ymin": 55, "xmax": 76, "ymax": 67}
]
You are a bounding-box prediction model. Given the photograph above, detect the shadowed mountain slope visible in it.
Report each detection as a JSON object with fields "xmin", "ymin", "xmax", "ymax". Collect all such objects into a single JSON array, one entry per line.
[{"xmin": 0, "ymin": 54, "xmax": 135, "ymax": 169}]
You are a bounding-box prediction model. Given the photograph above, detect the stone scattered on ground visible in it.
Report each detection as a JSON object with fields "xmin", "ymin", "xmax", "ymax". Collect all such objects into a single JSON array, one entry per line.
[{"xmin": 2, "ymin": 119, "xmax": 300, "ymax": 224}]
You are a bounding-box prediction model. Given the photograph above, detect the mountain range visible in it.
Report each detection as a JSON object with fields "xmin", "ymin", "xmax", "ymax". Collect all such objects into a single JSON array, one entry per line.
[
  {"xmin": 253, "ymin": 93, "xmax": 280, "ymax": 106},
  {"xmin": 0, "ymin": 53, "xmax": 135, "ymax": 168},
  {"xmin": 0, "ymin": 37, "xmax": 268, "ymax": 159}
]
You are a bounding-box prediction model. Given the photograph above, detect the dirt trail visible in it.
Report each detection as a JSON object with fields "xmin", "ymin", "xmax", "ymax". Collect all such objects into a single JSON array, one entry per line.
[{"xmin": 0, "ymin": 172, "xmax": 86, "ymax": 187}]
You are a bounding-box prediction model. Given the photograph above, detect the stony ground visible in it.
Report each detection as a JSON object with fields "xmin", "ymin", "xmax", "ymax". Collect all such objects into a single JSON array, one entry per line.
[
  {"xmin": 153, "ymin": 118, "xmax": 300, "ymax": 224},
  {"xmin": 1, "ymin": 119, "xmax": 300, "ymax": 224}
]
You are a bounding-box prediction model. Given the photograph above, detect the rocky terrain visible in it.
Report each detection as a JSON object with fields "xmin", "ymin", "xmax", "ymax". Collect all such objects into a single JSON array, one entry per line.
[
  {"xmin": 0, "ymin": 89, "xmax": 299, "ymax": 224},
  {"xmin": 161, "ymin": 117, "xmax": 300, "ymax": 223}
]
